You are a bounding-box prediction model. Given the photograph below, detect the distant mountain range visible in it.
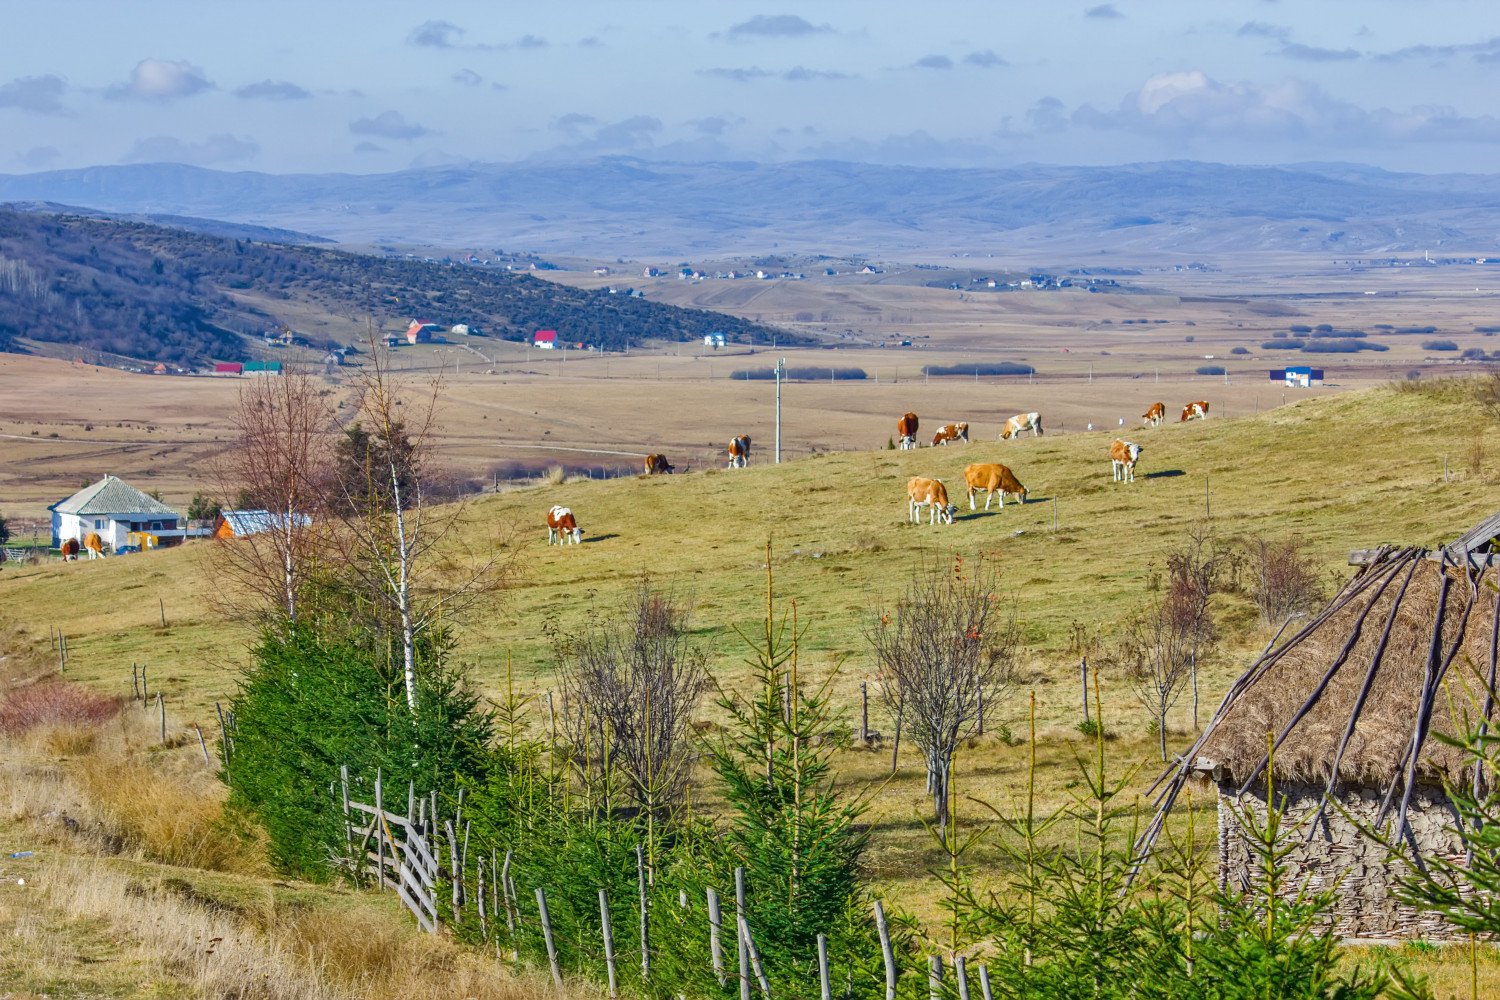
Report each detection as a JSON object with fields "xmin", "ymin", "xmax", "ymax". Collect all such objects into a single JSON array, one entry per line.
[{"xmin": 3, "ymin": 159, "xmax": 1500, "ymax": 257}]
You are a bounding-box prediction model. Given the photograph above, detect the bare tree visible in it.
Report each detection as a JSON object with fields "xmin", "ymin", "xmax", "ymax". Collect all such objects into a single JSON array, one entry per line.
[
  {"xmin": 330, "ymin": 343, "xmax": 509, "ymax": 711},
  {"xmin": 869, "ymin": 554, "xmax": 1020, "ymax": 835},
  {"xmin": 1165, "ymin": 524, "xmax": 1219, "ymax": 729},
  {"xmin": 1246, "ymin": 535, "xmax": 1324, "ymax": 626},
  {"xmin": 211, "ymin": 370, "xmax": 334, "ymax": 626},
  {"xmin": 560, "ymin": 581, "xmax": 709, "ymax": 826}
]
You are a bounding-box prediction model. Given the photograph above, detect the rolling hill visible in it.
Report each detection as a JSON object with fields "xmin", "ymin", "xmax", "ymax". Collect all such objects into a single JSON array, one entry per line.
[
  {"xmin": 0, "ymin": 208, "xmax": 792, "ymax": 365},
  {"xmin": 4, "ymin": 158, "xmax": 1500, "ymax": 256}
]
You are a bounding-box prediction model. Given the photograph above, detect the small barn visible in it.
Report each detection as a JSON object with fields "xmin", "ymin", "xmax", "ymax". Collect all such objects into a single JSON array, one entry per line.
[
  {"xmin": 1143, "ymin": 516, "xmax": 1500, "ymax": 940},
  {"xmin": 50, "ymin": 476, "xmax": 186, "ymax": 551},
  {"xmin": 534, "ymin": 329, "xmax": 558, "ymax": 350},
  {"xmin": 1270, "ymin": 366, "xmax": 1325, "ymax": 388}
]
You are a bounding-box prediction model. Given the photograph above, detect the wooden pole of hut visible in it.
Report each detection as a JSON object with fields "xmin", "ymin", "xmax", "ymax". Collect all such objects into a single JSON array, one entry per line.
[
  {"xmin": 535, "ymin": 888, "xmax": 564, "ymax": 993},
  {"xmin": 600, "ymin": 888, "xmax": 619, "ymax": 998},
  {"xmin": 875, "ymin": 900, "xmax": 897, "ymax": 1000},
  {"xmin": 707, "ymin": 886, "xmax": 726, "ymax": 984}
]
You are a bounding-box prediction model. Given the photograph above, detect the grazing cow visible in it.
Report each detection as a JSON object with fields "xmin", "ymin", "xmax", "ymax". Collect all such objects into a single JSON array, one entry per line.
[
  {"xmin": 999, "ymin": 412, "xmax": 1043, "ymax": 439},
  {"xmin": 907, "ymin": 476, "xmax": 956, "ymax": 525},
  {"xmin": 1110, "ymin": 439, "xmax": 1142, "ymax": 483},
  {"xmin": 931, "ymin": 422, "xmax": 970, "ymax": 447},
  {"xmin": 644, "ymin": 453, "xmax": 676, "ymax": 475},
  {"xmin": 727, "ymin": 435, "xmax": 751, "ymax": 468},
  {"xmin": 1180, "ymin": 400, "xmax": 1210, "ymax": 422},
  {"xmin": 896, "ymin": 412, "xmax": 919, "ymax": 450},
  {"xmin": 1143, "ymin": 402, "xmax": 1166, "ymax": 427},
  {"xmin": 60, "ymin": 538, "xmax": 80, "ymax": 561},
  {"xmin": 546, "ymin": 505, "xmax": 583, "ymax": 545},
  {"xmin": 963, "ymin": 463, "xmax": 1027, "ymax": 511}
]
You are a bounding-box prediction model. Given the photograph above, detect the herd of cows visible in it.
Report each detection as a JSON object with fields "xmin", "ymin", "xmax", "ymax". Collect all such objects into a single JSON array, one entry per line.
[{"xmin": 544, "ymin": 400, "xmax": 1212, "ymax": 543}]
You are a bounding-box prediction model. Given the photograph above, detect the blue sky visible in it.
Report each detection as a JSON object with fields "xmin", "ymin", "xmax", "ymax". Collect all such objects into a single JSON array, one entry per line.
[{"xmin": 6, "ymin": 1, "xmax": 1500, "ymax": 174}]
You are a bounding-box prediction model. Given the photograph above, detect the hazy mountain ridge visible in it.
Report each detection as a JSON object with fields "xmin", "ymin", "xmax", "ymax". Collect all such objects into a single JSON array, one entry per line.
[{"xmin": 2, "ymin": 159, "xmax": 1499, "ymax": 256}]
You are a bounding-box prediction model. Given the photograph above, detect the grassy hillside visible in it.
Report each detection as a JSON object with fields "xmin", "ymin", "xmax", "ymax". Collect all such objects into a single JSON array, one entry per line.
[
  {"xmin": 1, "ymin": 377, "xmax": 1490, "ymax": 739},
  {"xmin": 0, "ymin": 208, "xmax": 792, "ymax": 364}
]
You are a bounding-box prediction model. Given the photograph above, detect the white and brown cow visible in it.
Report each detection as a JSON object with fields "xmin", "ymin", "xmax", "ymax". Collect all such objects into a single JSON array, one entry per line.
[
  {"xmin": 999, "ymin": 412, "xmax": 1043, "ymax": 439},
  {"xmin": 963, "ymin": 463, "xmax": 1027, "ymax": 511},
  {"xmin": 1143, "ymin": 402, "xmax": 1166, "ymax": 427},
  {"xmin": 727, "ymin": 435, "xmax": 751, "ymax": 468},
  {"xmin": 897, "ymin": 412, "xmax": 919, "ymax": 450},
  {"xmin": 1110, "ymin": 439, "xmax": 1141, "ymax": 483},
  {"xmin": 1180, "ymin": 400, "xmax": 1210, "ymax": 422},
  {"xmin": 644, "ymin": 453, "xmax": 675, "ymax": 475},
  {"xmin": 907, "ymin": 476, "xmax": 956, "ymax": 524},
  {"xmin": 931, "ymin": 422, "xmax": 970, "ymax": 447},
  {"xmin": 546, "ymin": 505, "xmax": 583, "ymax": 545}
]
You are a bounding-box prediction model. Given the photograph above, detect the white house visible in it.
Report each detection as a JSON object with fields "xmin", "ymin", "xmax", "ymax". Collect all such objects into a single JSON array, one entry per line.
[
  {"xmin": 49, "ymin": 475, "xmax": 186, "ymax": 551},
  {"xmin": 704, "ymin": 332, "xmax": 726, "ymax": 348}
]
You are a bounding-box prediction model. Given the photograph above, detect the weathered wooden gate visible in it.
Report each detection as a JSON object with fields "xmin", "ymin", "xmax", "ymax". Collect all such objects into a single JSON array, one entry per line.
[{"xmin": 341, "ymin": 766, "xmax": 440, "ymax": 933}]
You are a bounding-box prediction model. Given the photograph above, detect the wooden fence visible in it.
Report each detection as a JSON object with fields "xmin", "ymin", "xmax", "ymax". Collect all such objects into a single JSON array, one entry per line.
[{"xmin": 341, "ymin": 767, "xmax": 441, "ymax": 934}]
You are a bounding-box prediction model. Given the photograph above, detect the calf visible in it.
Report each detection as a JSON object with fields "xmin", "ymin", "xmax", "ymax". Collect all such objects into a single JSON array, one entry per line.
[
  {"xmin": 1110, "ymin": 439, "xmax": 1141, "ymax": 483},
  {"xmin": 644, "ymin": 453, "xmax": 675, "ymax": 475},
  {"xmin": 1000, "ymin": 412, "xmax": 1043, "ymax": 439},
  {"xmin": 727, "ymin": 435, "xmax": 751, "ymax": 468},
  {"xmin": 896, "ymin": 412, "xmax": 919, "ymax": 450},
  {"xmin": 546, "ymin": 505, "xmax": 583, "ymax": 545},
  {"xmin": 931, "ymin": 422, "xmax": 970, "ymax": 447},
  {"xmin": 963, "ymin": 463, "xmax": 1027, "ymax": 511},
  {"xmin": 1143, "ymin": 402, "xmax": 1165, "ymax": 426},
  {"xmin": 907, "ymin": 476, "xmax": 956, "ymax": 524},
  {"xmin": 1180, "ymin": 400, "xmax": 1209, "ymax": 422}
]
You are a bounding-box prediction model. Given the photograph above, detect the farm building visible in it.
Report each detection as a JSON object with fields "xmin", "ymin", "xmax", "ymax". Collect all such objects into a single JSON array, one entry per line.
[
  {"xmin": 1144, "ymin": 516, "xmax": 1500, "ymax": 939},
  {"xmin": 1271, "ymin": 366, "xmax": 1325, "ymax": 387},
  {"xmin": 213, "ymin": 509, "xmax": 313, "ymax": 539},
  {"xmin": 244, "ymin": 361, "xmax": 283, "ymax": 376},
  {"xmin": 213, "ymin": 362, "xmax": 244, "ymax": 376},
  {"xmin": 406, "ymin": 320, "xmax": 443, "ymax": 344},
  {"xmin": 49, "ymin": 475, "xmax": 186, "ymax": 552},
  {"xmin": 534, "ymin": 329, "xmax": 558, "ymax": 350},
  {"xmin": 704, "ymin": 332, "xmax": 726, "ymax": 348}
]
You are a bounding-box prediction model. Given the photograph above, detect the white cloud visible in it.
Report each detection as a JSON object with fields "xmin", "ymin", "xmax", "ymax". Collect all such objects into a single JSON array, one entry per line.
[
  {"xmin": 0, "ymin": 74, "xmax": 68, "ymax": 115},
  {"xmin": 124, "ymin": 133, "xmax": 257, "ymax": 164},
  {"xmin": 107, "ymin": 59, "xmax": 213, "ymax": 101},
  {"xmin": 349, "ymin": 110, "xmax": 433, "ymax": 140}
]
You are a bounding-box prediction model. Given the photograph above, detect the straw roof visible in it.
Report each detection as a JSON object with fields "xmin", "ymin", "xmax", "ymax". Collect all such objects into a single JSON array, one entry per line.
[
  {"xmin": 1196, "ymin": 550, "xmax": 1496, "ymax": 789},
  {"xmin": 1138, "ymin": 532, "xmax": 1500, "ymax": 857}
]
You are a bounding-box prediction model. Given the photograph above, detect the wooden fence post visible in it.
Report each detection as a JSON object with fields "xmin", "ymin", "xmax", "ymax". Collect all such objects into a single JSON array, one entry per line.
[
  {"xmin": 890, "ymin": 705, "xmax": 903, "ymax": 774},
  {"xmin": 928, "ymin": 955, "xmax": 943, "ymax": 1000},
  {"xmin": 140, "ymin": 665, "xmax": 148, "ymax": 707},
  {"xmin": 736, "ymin": 867, "xmax": 751, "ymax": 1000},
  {"xmin": 445, "ymin": 820, "xmax": 462, "ymax": 916},
  {"xmin": 636, "ymin": 844, "xmax": 650, "ymax": 981},
  {"xmin": 860, "ymin": 682, "xmax": 869, "ymax": 742},
  {"xmin": 976, "ymin": 688, "xmax": 984, "ymax": 736},
  {"xmin": 194, "ymin": 724, "xmax": 210, "ymax": 764},
  {"xmin": 477, "ymin": 857, "xmax": 488, "ymax": 939},
  {"xmin": 157, "ymin": 692, "xmax": 166, "ymax": 743},
  {"xmin": 339, "ymin": 764, "xmax": 351, "ymax": 858},
  {"xmin": 978, "ymin": 964, "xmax": 994, "ymax": 1000},
  {"xmin": 600, "ymin": 888, "xmax": 619, "ymax": 999},
  {"xmin": 955, "ymin": 955, "xmax": 970, "ymax": 1000},
  {"xmin": 131, "ymin": 663, "xmax": 139, "ymax": 700},
  {"xmin": 374, "ymin": 769, "xmax": 386, "ymax": 890},
  {"xmin": 738, "ymin": 913, "xmax": 771, "ymax": 999},
  {"xmin": 1080, "ymin": 658, "xmax": 1090, "ymax": 724},
  {"xmin": 707, "ymin": 887, "xmax": 726, "ymax": 984},
  {"xmin": 875, "ymin": 900, "xmax": 896, "ymax": 1000},
  {"xmin": 817, "ymin": 933, "xmax": 831, "ymax": 1000},
  {"xmin": 536, "ymin": 887, "xmax": 564, "ymax": 993}
]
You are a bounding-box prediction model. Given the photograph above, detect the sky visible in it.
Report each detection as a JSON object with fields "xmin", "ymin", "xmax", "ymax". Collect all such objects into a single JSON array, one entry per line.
[{"xmin": 6, "ymin": 1, "xmax": 1500, "ymax": 175}]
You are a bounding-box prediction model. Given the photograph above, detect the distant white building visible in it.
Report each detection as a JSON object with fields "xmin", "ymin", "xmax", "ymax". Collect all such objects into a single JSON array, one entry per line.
[
  {"xmin": 704, "ymin": 332, "xmax": 726, "ymax": 348},
  {"xmin": 49, "ymin": 475, "xmax": 187, "ymax": 551}
]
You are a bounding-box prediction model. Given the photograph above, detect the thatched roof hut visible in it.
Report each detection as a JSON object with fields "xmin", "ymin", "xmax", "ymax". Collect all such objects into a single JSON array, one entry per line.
[{"xmin": 1142, "ymin": 522, "xmax": 1500, "ymax": 940}]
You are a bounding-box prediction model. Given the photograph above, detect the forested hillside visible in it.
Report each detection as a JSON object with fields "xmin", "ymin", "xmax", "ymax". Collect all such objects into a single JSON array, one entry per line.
[{"xmin": 0, "ymin": 209, "xmax": 790, "ymax": 365}]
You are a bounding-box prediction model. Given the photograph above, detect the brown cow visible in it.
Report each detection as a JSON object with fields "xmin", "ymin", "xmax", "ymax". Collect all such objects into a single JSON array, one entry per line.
[
  {"xmin": 727, "ymin": 435, "xmax": 751, "ymax": 468},
  {"xmin": 1110, "ymin": 439, "xmax": 1141, "ymax": 482},
  {"xmin": 546, "ymin": 505, "xmax": 583, "ymax": 545},
  {"xmin": 1143, "ymin": 402, "xmax": 1165, "ymax": 427},
  {"xmin": 907, "ymin": 476, "xmax": 956, "ymax": 524},
  {"xmin": 1180, "ymin": 400, "xmax": 1209, "ymax": 422},
  {"xmin": 896, "ymin": 412, "xmax": 919, "ymax": 450},
  {"xmin": 644, "ymin": 454, "xmax": 675, "ymax": 475},
  {"xmin": 999, "ymin": 412, "xmax": 1043, "ymax": 439},
  {"xmin": 931, "ymin": 422, "xmax": 970, "ymax": 447},
  {"xmin": 963, "ymin": 463, "xmax": 1026, "ymax": 511}
]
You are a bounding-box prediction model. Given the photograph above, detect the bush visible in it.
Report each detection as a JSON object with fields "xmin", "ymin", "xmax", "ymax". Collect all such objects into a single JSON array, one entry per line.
[
  {"xmin": 1230, "ymin": 346, "xmax": 1249, "ymax": 355},
  {"xmin": 732, "ymin": 366, "xmax": 867, "ymax": 380},
  {"xmin": 1262, "ymin": 339, "xmax": 1305, "ymax": 350},
  {"xmin": 1196, "ymin": 365, "xmax": 1226, "ymax": 376},
  {"xmin": 919, "ymin": 362, "xmax": 1034, "ymax": 377},
  {"xmin": 1398, "ymin": 325, "xmax": 1437, "ymax": 334},
  {"xmin": 0, "ymin": 681, "xmax": 118, "ymax": 734},
  {"xmin": 1462, "ymin": 347, "xmax": 1487, "ymax": 360},
  {"xmin": 1422, "ymin": 339, "xmax": 1459, "ymax": 351},
  {"xmin": 1301, "ymin": 338, "xmax": 1388, "ymax": 353},
  {"xmin": 1245, "ymin": 536, "xmax": 1324, "ymax": 625},
  {"xmin": 1288, "ymin": 325, "xmax": 1311, "ymax": 334},
  {"xmin": 226, "ymin": 623, "xmax": 492, "ymax": 879}
]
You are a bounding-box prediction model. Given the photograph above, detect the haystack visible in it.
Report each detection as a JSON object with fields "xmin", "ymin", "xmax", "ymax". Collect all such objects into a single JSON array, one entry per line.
[{"xmin": 1141, "ymin": 517, "xmax": 1500, "ymax": 940}]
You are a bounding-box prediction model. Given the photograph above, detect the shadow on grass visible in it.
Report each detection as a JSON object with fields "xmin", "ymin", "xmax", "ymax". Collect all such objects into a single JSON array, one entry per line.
[
  {"xmin": 583, "ymin": 533, "xmax": 620, "ymax": 544},
  {"xmin": 1144, "ymin": 470, "xmax": 1186, "ymax": 479}
]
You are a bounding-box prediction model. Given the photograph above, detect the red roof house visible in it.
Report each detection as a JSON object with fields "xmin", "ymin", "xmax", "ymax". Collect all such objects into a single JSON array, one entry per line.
[
  {"xmin": 214, "ymin": 362, "xmax": 244, "ymax": 376},
  {"xmin": 534, "ymin": 329, "xmax": 558, "ymax": 349},
  {"xmin": 406, "ymin": 319, "xmax": 442, "ymax": 344}
]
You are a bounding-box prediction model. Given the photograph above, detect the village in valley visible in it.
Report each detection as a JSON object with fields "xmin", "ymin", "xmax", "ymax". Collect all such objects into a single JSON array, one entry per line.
[{"xmin": 7, "ymin": 5, "xmax": 1500, "ymax": 999}]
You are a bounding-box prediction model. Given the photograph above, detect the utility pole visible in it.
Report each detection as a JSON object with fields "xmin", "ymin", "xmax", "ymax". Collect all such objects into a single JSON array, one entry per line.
[{"xmin": 774, "ymin": 357, "xmax": 786, "ymax": 464}]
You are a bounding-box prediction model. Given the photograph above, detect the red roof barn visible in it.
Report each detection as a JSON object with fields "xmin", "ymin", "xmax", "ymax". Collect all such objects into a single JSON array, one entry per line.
[{"xmin": 534, "ymin": 329, "xmax": 558, "ymax": 349}]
